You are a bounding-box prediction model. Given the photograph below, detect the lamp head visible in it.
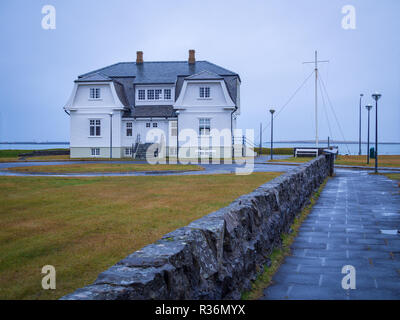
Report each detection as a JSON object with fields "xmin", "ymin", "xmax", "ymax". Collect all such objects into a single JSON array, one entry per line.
[
  {"xmin": 269, "ymin": 109, "xmax": 275, "ymax": 114},
  {"xmin": 371, "ymin": 92, "xmax": 382, "ymax": 101},
  {"xmin": 365, "ymin": 104, "xmax": 373, "ymax": 111},
  {"xmin": 360, "ymin": 93, "xmax": 364, "ymax": 97},
  {"xmin": 175, "ymin": 110, "xmax": 180, "ymax": 115}
]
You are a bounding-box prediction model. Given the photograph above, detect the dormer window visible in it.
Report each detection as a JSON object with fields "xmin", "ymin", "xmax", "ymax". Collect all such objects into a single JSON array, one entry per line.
[
  {"xmin": 137, "ymin": 88, "xmax": 173, "ymax": 102},
  {"xmin": 138, "ymin": 89, "xmax": 145, "ymax": 100},
  {"xmin": 164, "ymin": 89, "xmax": 171, "ymax": 100},
  {"xmin": 147, "ymin": 89, "xmax": 155, "ymax": 100},
  {"xmin": 89, "ymin": 88, "xmax": 101, "ymax": 100},
  {"xmin": 199, "ymin": 87, "xmax": 210, "ymax": 98}
]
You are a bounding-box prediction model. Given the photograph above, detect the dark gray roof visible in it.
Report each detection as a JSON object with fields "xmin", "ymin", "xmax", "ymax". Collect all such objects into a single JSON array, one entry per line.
[
  {"xmin": 185, "ymin": 70, "xmax": 223, "ymax": 80},
  {"xmin": 77, "ymin": 60, "xmax": 239, "ymax": 117},
  {"xmin": 75, "ymin": 72, "xmax": 112, "ymax": 82},
  {"xmin": 124, "ymin": 106, "xmax": 176, "ymax": 118},
  {"xmin": 78, "ymin": 61, "xmax": 238, "ymax": 84}
]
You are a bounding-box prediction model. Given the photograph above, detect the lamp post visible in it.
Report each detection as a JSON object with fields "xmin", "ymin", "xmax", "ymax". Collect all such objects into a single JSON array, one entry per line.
[
  {"xmin": 359, "ymin": 93, "xmax": 363, "ymax": 155},
  {"xmin": 371, "ymin": 92, "xmax": 382, "ymax": 173},
  {"xmin": 176, "ymin": 111, "xmax": 180, "ymax": 162},
  {"xmin": 365, "ymin": 105, "xmax": 373, "ymax": 164},
  {"xmin": 109, "ymin": 112, "xmax": 113, "ymax": 159},
  {"xmin": 269, "ymin": 108, "xmax": 275, "ymax": 160}
]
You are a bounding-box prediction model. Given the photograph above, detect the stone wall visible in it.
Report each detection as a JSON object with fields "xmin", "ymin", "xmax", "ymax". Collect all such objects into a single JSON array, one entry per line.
[{"xmin": 61, "ymin": 155, "xmax": 332, "ymax": 300}]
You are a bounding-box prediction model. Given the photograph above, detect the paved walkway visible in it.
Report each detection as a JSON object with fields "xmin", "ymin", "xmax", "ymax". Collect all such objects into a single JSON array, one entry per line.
[
  {"xmin": 0, "ymin": 156, "xmax": 294, "ymax": 177},
  {"xmin": 262, "ymin": 169, "xmax": 400, "ymax": 300}
]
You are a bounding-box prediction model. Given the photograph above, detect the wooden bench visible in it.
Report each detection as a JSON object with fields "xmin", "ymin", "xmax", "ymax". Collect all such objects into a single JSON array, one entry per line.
[{"xmin": 295, "ymin": 148, "xmax": 319, "ymax": 157}]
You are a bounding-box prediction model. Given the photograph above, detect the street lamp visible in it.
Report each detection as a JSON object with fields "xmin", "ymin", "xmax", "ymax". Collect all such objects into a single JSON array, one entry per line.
[
  {"xmin": 365, "ymin": 105, "xmax": 373, "ymax": 164},
  {"xmin": 371, "ymin": 92, "xmax": 382, "ymax": 173},
  {"xmin": 175, "ymin": 110, "xmax": 180, "ymax": 162},
  {"xmin": 359, "ymin": 94, "xmax": 363, "ymax": 155},
  {"xmin": 109, "ymin": 112, "xmax": 113, "ymax": 159},
  {"xmin": 269, "ymin": 108, "xmax": 275, "ymax": 160}
]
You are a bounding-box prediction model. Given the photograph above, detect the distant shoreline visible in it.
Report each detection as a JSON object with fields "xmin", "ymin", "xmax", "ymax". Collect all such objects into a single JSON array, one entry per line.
[
  {"xmin": 1, "ymin": 141, "xmax": 399, "ymax": 145},
  {"xmin": 0, "ymin": 142, "xmax": 69, "ymax": 145}
]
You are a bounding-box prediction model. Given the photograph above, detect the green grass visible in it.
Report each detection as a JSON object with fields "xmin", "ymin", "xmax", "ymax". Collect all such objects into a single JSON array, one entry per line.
[
  {"xmin": 267, "ymin": 156, "xmax": 314, "ymax": 163},
  {"xmin": 6, "ymin": 163, "xmax": 204, "ymax": 173},
  {"xmin": 241, "ymin": 177, "xmax": 328, "ymax": 300},
  {"xmin": 335, "ymin": 155, "xmax": 400, "ymax": 168},
  {"xmin": 0, "ymin": 149, "xmax": 69, "ymax": 162},
  {"xmin": 254, "ymin": 147, "xmax": 293, "ymax": 155},
  {"xmin": 0, "ymin": 172, "xmax": 281, "ymax": 300}
]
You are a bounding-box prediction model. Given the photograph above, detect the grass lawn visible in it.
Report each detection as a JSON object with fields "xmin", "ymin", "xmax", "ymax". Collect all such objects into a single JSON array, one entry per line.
[
  {"xmin": 254, "ymin": 147, "xmax": 293, "ymax": 155},
  {"xmin": 267, "ymin": 155, "xmax": 400, "ymax": 168},
  {"xmin": 334, "ymin": 155, "xmax": 400, "ymax": 167},
  {"xmin": 267, "ymin": 157, "xmax": 314, "ymax": 163},
  {"xmin": 0, "ymin": 172, "xmax": 281, "ymax": 300},
  {"xmin": 6, "ymin": 163, "xmax": 203, "ymax": 173}
]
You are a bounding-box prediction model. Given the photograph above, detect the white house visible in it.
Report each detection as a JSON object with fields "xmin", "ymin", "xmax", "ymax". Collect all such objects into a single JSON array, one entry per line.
[{"xmin": 64, "ymin": 50, "xmax": 241, "ymax": 159}]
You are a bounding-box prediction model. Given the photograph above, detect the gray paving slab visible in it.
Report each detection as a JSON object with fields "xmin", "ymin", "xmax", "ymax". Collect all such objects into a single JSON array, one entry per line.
[{"xmin": 261, "ymin": 169, "xmax": 400, "ymax": 300}]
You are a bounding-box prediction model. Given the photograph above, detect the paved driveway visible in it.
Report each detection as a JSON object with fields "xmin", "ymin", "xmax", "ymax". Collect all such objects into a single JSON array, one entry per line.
[
  {"xmin": 262, "ymin": 169, "xmax": 400, "ymax": 300},
  {"xmin": 0, "ymin": 156, "xmax": 294, "ymax": 177}
]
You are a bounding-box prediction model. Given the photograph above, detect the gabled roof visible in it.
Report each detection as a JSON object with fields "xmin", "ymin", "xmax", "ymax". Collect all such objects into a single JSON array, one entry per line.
[
  {"xmin": 75, "ymin": 60, "xmax": 240, "ymax": 113},
  {"xmin": 78, "ymin": 61, "xmax": 238, "ymax": 84},
  {"xmin": 185, "ymin": 70, "xmax": 223, "ymax": 80},
  {"xmin": 75, "ymin": 72, "xmax": 112, "ymax": 82}
]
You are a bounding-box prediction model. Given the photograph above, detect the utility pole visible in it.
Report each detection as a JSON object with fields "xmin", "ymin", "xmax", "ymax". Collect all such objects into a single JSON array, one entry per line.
[
  {"xmin": 303, "ymin": 51, "xmax": 329, "ymax": 148},
  {"xmin": 259, "ymin": 123, "xmax": 262, "ymax": 154},
  {"xmin": 359, "ymin": 94, "xmax": 363, "ymax": 155}
]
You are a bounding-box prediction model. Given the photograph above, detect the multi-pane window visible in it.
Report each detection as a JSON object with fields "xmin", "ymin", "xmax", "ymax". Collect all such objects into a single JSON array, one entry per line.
[
  {"xmin": 126, "ymin": 122, "xmax": 132, "ymax": 136},
  {"xmin": 199, "ymin": 87, "xmax": 210, "ymax": 98},
  {"xmin": 152, "ymin": 123, "xmax": 158, "ymax": 128},
  {"xmin": 164, "ymin": 89, "xmax": 171, "ymax": 100},
  {"xmin": 146, "ymin": 123, "xmax": 151, "ymax": 128},
  {"xmin": 89, "ymin": 119, "xmax": 101, "ymax": 136},
  {"xmin": 90, "ymin": 88, "xmax": 101, "ymax": 99},
  {"xmin": 137, "ymin": 88, "xmax": 172, "ymax": 101},
  {"xmin": 155, "ymin": 89, "xmax": 162, "ymax": 100},
  {"xmin": 138, "ymin": 89, "xmax": 145, "ymax": 100},
  {"xmin": 170, "ymin": 121, "xmax": 177, "ymax": 137},
  {"xmin": 125, "ymin": 148, "xmax": 132, "ymax": 156},
  {"xmin": 91, "ymin": 148, "xmax": 100, "ymax": 156},
  {"xmin": 147, "ymin": 89, "xmax": 155, "ymax": 100},
  {"xmin": 199, "ymin": 118, "xmax": 210, "ymax": 136}
]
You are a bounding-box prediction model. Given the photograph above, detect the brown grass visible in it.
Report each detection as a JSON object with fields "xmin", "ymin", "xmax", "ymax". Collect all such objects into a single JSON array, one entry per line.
[
  {"xmin": 6, "ymin": 163, "xmax": 203, "ymax": 173},
  {"xmin": 0, "ymin": 172, "xmax": 281, "ymax": 300},
  {"xmin": 335, "ymin": 155, "xmax": 400, "ymax": 167}
]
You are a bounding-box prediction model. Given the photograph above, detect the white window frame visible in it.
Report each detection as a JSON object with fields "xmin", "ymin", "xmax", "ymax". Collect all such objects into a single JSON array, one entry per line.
[
  {"xmin": 89, "ymin": 119, "xmax": 101, "ymax": 137},
  {"xmin": 170, "ymin": 121, "xmax": 177, "ymax": 137},
  {"xmin": 199, "ymin": 87, "xmax": 210, "ymax": 99},
  {"xmin": 89, "ymin": 88, "xmax": 101, "ymax": 100},
  {"xmin": 164, "ymin": 89, "xmax": 172, "ymax": 100},
  {"xmin": 91, "ymin": 148, "xmax": 100, "ymax": 157},
  {"xmin": 199, "ymin": 118, "xmax": 211, "ymax": 136},
  {"xmin": 138, "ymin": 89, "xmax": 146, "ymax": 100},
  {"xmin": 152, "ymin": 122, "xmax": 158, "ymax": 128},
  {"xmin": 147, "ymin": 89, "xmax": 155, "ymax": 100},
  {"xmin": 125, "ymin": 148, "xmax": 133, "ymax": 156},
  {"xmin": 126, "ymin": 122, "xmax": 133, "ymax": 137},
  {"xmin": 146, "ymin": 122, "xmax": 151, "ymax": 128}
]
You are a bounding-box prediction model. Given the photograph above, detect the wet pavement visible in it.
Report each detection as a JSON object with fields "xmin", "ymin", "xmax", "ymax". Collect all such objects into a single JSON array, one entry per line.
[
  {"xmin": 0, "ymin": 155, "xmax": 293, "ymax": 177},
  {"xmin": 261, "ymin": 169, "xmax": 400, "ymax": 300}
]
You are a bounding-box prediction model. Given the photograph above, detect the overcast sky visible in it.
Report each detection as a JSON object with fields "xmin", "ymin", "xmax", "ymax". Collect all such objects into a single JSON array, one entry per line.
[{"xmin": 0, "ymin": 0, "xmax": 399, "ymax": 143}]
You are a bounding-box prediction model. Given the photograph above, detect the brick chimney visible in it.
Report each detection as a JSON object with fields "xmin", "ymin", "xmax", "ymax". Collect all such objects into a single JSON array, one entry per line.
[
  {"xmin": 188, "ymin": 49, "xmax": 195, "ymax": 64},
  {"xmin": 136, "ymin": 51, "xmax": 143, "ymax": 64}
]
